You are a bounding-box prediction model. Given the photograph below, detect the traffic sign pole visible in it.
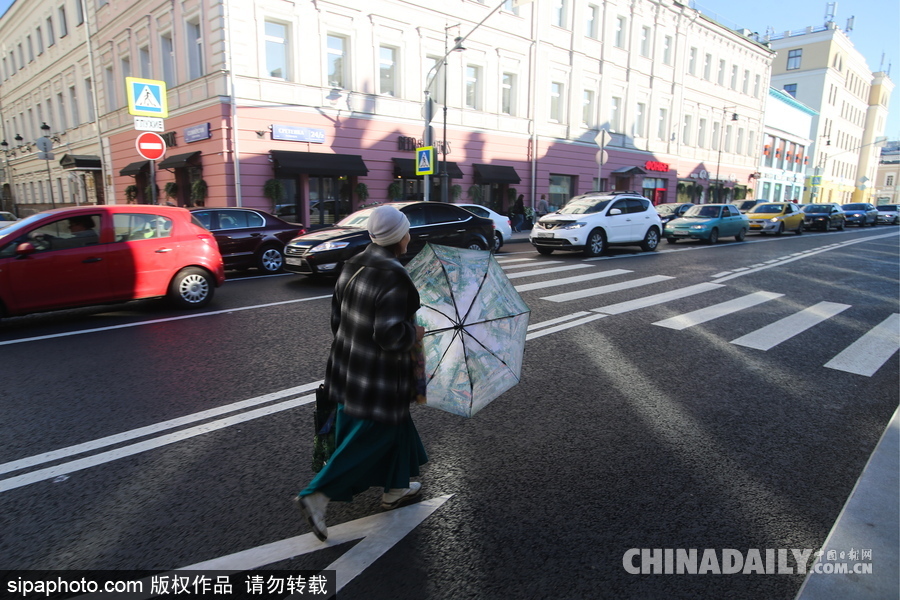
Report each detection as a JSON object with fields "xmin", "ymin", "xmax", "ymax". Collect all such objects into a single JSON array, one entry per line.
[{"xmin": 135, "ymin": 131, "xmax": 167, "ymax": 205}]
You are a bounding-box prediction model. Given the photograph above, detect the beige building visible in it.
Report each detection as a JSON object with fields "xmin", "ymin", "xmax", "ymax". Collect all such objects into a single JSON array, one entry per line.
[
  {"xmin": 765, "ymin": 19, "xmax": 893, "ymax": 204},
  {"xmin": 873, "ymin": 141, "xmax": 899, "ymax": 205}
]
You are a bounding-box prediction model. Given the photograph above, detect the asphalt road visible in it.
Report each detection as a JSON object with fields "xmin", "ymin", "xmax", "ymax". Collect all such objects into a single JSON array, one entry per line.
[{"xmin": 0, "ymin": 226, "xmax": 897, "ymax": 600}]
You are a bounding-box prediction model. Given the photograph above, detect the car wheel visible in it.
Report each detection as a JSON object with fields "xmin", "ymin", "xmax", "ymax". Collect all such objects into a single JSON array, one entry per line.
[
  {"xmin": 707, "ymin": 228, "xmax": 719, "ymax": 245},
  {"xmin": 257, "ymin": 245, "xmax": 285, "ymax": 273},
  {"xmin": 735, "ymin": 228, "xmax": 746, "ymax": 242},
  {"xmin": 640, "ymin": 227, "xmax": 660, "ymax": 252},
  {"xmin": 775, "ymin": 222, "xmax": 785, "ymax": 236},
  {"xmin": 583, "ymin": 229, "xmax": 606, "ymax": 257},
  {"xmin": 492, "ymin": 232, "xmax": 502, "ymax": 252},
  {"xmin": 838, "ymin": 219, "xmax": 845, "ymax": 231},
  {"xmin": 168, "ymin": 267, "xmax": 215, "ymax": 309},
  {"xmin": 666, "ymin": 237, "xmax": 677, "ymax": 244},
  {"xmin": 795, "ymin": 222, "xmax": 803, "ymax": 235},
  {"xmin": 536, "ymin": 246, "xmax": 554, "ymax": 255},
  {"xmin": 465, "ymin": 236, "xmax": 488, "ymax": 251},
  {"xmin": 824, "ymin": 221, "xmax": 830, "ymax": 232}
]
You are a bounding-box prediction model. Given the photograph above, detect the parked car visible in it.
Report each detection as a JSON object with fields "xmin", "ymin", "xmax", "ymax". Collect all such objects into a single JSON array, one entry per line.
[
  {"xmin": 0, "ymin": 211, "xmax": 18, "ymax": 229},
  {"xmin": 655, "ymin": 202, "xmax": 695, "ymax": 226},
  {"xmin": 190, "ymin": 207, "xmax": 305, "ymax": 273},
  {"xmin": 731, "ymin": 199, "xmax": 761, "ymax": 213},
  {"xmin": 283, "ymin": 201, "xmax": 494, "ymax": 276},
  {"xmin": 746, "ymin": 202, "xmax": 804, "ymax": 235},
  {"xmin": 455, "ymin": 203, "xmax": 513, "ymax": 251},
  {"xmin": 664, "ymin": 203, "xmax": 749, "ymax": 244},
  {"xmin": 801, "ymin": 203, "xmax": 846, "ymax": 231},
  {"xmin": 529, "ymin": 191, "xmax": 662, "ymax": 256},
  {"xmin": 0, "ymin": 205, "xmax": 225, "ymax": 319},
  {"xmin": 841, "ymin": 203, "xmax": 878, "ymax": 226},
  {"xmin": 875, "ymin": 204, "xmax": 899, "ymax": 225}
]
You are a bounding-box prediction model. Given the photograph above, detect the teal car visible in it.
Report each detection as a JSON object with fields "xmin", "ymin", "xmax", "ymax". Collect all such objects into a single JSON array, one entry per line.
[{"xmin": 664, "ymin": 203, "xmax": 749, "ymax": 244}]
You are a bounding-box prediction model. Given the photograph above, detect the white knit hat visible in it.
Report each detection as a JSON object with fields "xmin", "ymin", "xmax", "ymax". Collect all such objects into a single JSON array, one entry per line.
[{"xmin": 367, "ymin": 205, "xmax": 410, "ymax": 247}]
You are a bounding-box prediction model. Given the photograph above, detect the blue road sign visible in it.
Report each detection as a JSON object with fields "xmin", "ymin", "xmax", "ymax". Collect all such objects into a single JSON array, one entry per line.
[
  {"xmin": 126, "ymin": 77, "xmax": 169, "ymax": 118},
  {"xmin": 416, "ymin": 147, "xmax": 434, "ymax": 176}
]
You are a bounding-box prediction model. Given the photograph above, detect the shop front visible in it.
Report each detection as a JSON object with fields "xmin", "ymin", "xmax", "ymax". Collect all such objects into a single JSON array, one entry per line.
[
  {"xmin": 472, "ymin": 163, "xmax": 521, "ymax": 213},
  {"xmin": 59, "ymin": 154, "xmax": 105, "ymax": 205},
  {"xmin": 390, "ymin": 157, "xmax": 463, "ymax": 202},
  {"xmin": 609, "ymin": 165, "xmax": 646, "ymax": 193},
  {"xmin": 158, "ymin": 151, "xmax": 202, "ymax": 207},
  {"xmin": 119, "ymin": 160, "xmax": 151, "ymax": 203}
]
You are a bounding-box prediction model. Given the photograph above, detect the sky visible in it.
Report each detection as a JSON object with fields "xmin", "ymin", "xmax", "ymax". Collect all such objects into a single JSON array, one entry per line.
[{"xmin": 0, "ymin": 0, "xmax": 897, "ymax": 139}]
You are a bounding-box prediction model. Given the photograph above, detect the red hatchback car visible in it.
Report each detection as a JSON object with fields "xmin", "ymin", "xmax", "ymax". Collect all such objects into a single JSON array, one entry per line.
[{"xmin": 0, "ymin": 205, "xmax": 225, "ymax": 319}]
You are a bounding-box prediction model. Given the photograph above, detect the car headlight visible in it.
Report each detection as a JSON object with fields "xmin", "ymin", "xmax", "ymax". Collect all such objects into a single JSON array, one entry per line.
[
  {"xmin": 769, "ymin": 217, "xmax": 781, "ymax": 222},
  {"xmin": 690, "ymin": 224, "xmax": 708, "ymax": 230},
  {"xmin": 310, "ymin": 240, "xmax": 350, "ymax": 253},
  {"xmin": 558, "ymin": 222, "xmax": 587, "ymax": 230}
]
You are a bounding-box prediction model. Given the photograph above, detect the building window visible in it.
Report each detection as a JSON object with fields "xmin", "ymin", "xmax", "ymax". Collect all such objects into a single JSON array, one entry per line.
[
  {"xmin": 85, "ymin": 78, "xmax": 95, "ymax": 121},
  {"xmin": 75, "ymin": 0, "xmax": 84, "ymax": 25},
  {"xmin": 553, "ymin": 0, "xmax": 567, "ymax": 28},
  {"xmin": 886, "ymin": 175, "xmax": 895, "ymax": 186},
  {"xmin": 688, "ymin": 48, "xmax": 697, "ymax": 76},
  {"xmin": 264, "ymin": 21, "xmax": 289, "ymax": 79},
  {"xmin": 698, "ymin": 118, "xmax": 707, "ymax": 148},
  {"xmin": 703, "ymin": 53, "xmax": 712, "ymax": 80},
  {"xmin": 712, "ymin": 121, "xmax": 721, "ymax": 151},
  {"xmin": 104, "ymin": 66, "xmax": 116, "ymax": 110},
  {"xmin": 748, "ymin": 131, "xmax": 756, "ymax": 157},
  {"xmin": 502, "ymin": 72, "xmax": 516, "ymax": 115},
  {"xmin": 717, "ymin": 59, "xmax": 725, "ymax": 86},
  {"xmin": 121, "ymin": 56, "xmax": 131, "ymax": 80},
  {"xmin": 783, "ymin": 83, "xmax": 797, "ymax": 98},
  {"xmin": 17, "ymin": 44, "xmax": 24, "ymax": 69},
  {"xmin": 56, "ymin": 92, "xmax": 67, "ymax": 130},
  {"xmin": 657, "ymin": 107, "xmax": 668, "ymax": 140},
  {"xmin": 682, "ymin": 114, "xmax": 692, "ymax": 146},
  {"xmin": 640, "ymin": 27, "xmax": 651, "ymax": 57},
  {"xmin": 46, "ymin": 17, "xmax": 55, "ymax": 46},
  {"xmin": 742, "ymin": 69, "xmax": 750, "ymax": 94},
  {"xmin": 327, "ymin": 34, "xmax": 347, "ymax": 88},
  {"xmin": 186, "ymin": 19, "xmax": 204, "ymax": 80},
  {"xmin": 425, "ymin": 56, "xmax": 445, "ymax": 105},
  {"xmin": 787, "ymin": 49, "xmax": 802, "ymax": 70},
  {"xmin": 724, "ymin": 124, "xmax": 733, "ymax": 153},
  {"xmin": 634, "ymin": 102, "xmax": 645, "ymax": 137},
  {"xmin": 465, "ymin": 65, "xmax": 482, "ymax": 110},
  {"xmin": 139, "ymin": 46, "xmax": 151, "ymax": 78},
  {"xmin": 663, "ymin": 36, "xmax": 672, "ymax": 65},
  {"xmin": 586, "ymin": 5, "xmax": 599, "ymax": 39},
  {"xmin": 549, "ymin": 81, "xmax": 564, "ymax": 122},
  {"xmin": 615, "ymin": 16, "xmax": 626, "ymax": 48},
  {"xmin": 754, "ymin": 74, "xmax": 760, "ymax": 98},
  {"xmin": 730, "ymin": 65, "xmax": 738, "ymax": 90},
  {"xmin": 549, "ymin": 174, "xmax": 573, "ymax": 210},
  {"xmin": 581, "ymin": 89, "xmax": 594, "ymax": 126},
  {"xmin": 736, "ymin": 128, "xmax": 744, "ymax": 155},
  {"xmin": 58, "ymin": 6, "xmax": 68, "ymax": 37},
  {"xmin": 378, "ymin": 46, "xmax": 397, "ymax": 96},
  {"xmin": 36, "ymin": 27, "xmax": 43, "ymax": 55},
  {"xmin": 69, "ymin": 85, "xmax": 79, "ymax": 125},
  {"xmin": 160, "ymin": 32, "xmax": 175, "ymax": 87},
  {"xmin": 502, "ymin": 0, "xmax": 519, "ymax": 15},
  {"xmin": 610, "ymin": 96, "xmax": 621, "ymax": 133}
]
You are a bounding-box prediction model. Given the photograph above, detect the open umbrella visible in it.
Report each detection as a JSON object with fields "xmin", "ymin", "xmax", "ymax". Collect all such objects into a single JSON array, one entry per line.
[{"xmin": 406, "ymin": 244, "xmax": 530, "ymax": 417}]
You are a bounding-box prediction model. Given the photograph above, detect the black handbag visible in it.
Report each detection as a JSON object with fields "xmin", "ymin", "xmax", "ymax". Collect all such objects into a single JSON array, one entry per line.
[{"xmin": 311, "ymin": 384, "xmax": 336, "ymax": 473}]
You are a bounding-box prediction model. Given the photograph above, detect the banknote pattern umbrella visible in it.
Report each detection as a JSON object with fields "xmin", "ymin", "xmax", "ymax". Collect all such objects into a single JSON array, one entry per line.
[{"xmin": 406, "ymin": 243, "xmax": 530, "ymax": 417}]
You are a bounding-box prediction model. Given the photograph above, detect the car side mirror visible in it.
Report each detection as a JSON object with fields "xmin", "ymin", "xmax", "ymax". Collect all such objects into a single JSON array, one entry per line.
[
  {"xmin": 16, "ymin": 242, "xmax": 36, "ymax": 256},
  {"xmin": 609, "ymin": 208, "xmax": 623, "ymax": 216}
]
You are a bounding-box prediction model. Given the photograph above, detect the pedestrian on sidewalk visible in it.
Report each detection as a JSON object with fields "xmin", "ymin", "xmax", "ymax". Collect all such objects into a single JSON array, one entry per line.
[
  {"xmin": 536, "ymin": 194, "xmax": 551, "ymax": 219},
  {"xmin": 295, "ymin": 205, "xmax": 428, "ymax": 542},
  {"xmin": 512, "ymin": 194, "xmax": 526, "ymax": 232}
]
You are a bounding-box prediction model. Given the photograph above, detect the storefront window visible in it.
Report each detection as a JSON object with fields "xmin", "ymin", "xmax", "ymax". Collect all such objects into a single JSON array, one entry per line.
[{"xmin": 548, "ymin": 175, "xmax": 573, "ymax": 211}]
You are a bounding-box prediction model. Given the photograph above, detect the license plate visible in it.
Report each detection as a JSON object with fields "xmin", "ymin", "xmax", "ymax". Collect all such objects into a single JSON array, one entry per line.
[
  {"xmin": 285, "ymin": 257, "xmax": 305, "ymax": 266},
  {"xmin": 534, "ymin": 232, "xmax": 554, "ymax": 238},
  {"xmin": 749, "ymin": 223, "xmax": 762, "ymax": 229},
  {"xmin": 673, "ymin": 231, "xmax": 688, "ymax": 236}
]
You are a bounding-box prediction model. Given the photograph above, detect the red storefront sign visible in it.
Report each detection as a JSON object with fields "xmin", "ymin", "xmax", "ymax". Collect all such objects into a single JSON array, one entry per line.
[{"xmin": 644, "ymin": 160, "xmax": 670, "ymax": 172}]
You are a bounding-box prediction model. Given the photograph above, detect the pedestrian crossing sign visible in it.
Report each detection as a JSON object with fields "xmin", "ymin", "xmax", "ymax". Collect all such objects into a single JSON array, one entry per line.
[
  {"xmin": 416, "ymin": 147, "xmax": 434, "ymax": 176},
  {"xmin": 126, "ymin": 77, "xmax": 169, "ymax": 119}
]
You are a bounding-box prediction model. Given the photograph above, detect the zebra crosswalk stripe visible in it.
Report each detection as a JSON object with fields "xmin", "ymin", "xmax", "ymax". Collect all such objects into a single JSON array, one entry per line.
[
  {"xmin": 590, "ymin": 282, "xmax": 723, "ymax": 314},
  {"xmin": 541, "ymin": 275, "xmax": 673, "ymax": 302},
  {"xmin": 731, "ymin": 301, "xmax": 851, "ymax": 350},
  {"xmin": 652, "ymin": 291, "xmax": 784, "ymax": 330},
  {"xmin": 824, "ymin": 313, "xmax": 900, "ymax": 377},
  {"xmin": 515, "ymin": 269, "xmax": 632, "ymax": 293},
  {"xmin": 505, "ymin": 264, "xmax": 595, "ymax": 279}
]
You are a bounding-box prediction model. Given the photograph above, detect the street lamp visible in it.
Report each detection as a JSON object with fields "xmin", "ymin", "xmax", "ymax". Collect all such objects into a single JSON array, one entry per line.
[
  {"xmin": 0, "ymin": 139, "xmax": 14, "ymax": 214},
  {"xmin": 714, "ymin": 108, "xmax": 738, "ymax": 202},
  {"xmin": 439, "ymin": 27, "xmax": 465, "ymax": 203},
  {"xmin": 39, "ymin": 122, "xmax": 56, "ymax": 209}
]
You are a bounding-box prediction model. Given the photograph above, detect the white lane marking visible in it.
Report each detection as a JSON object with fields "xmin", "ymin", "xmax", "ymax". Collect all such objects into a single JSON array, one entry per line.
[
  {"xmin": 824, "ymin": 314, "xmax": 900, "ymax": 377},
  {"xmin": 652, "ymin": 291, "xmax": 784, "ymax": 330},
  {"xmin": 505, "ymin": 264, "xmax": 595, "ymax": 279},
  {"xmin": 731, "ymin": 302, "xmax": 851, "ymax": 350},
  {"xmin": 541, "ymin": 275, "xmax": 673, "ymax": 302},
  {"xmin": 0, "ymin": 382, "xmax": 322, "ymax": 477},
  {"xmin": 494, "ymin": 257, "xmax": 538, "ymax": 264},
  {"xmin": 527, "ymin": 312, "xmax": 593, "ymax": 331},
  {"xmin": 0, "ymin": 393, "xmax": 317, "ymax": 493},
  {"xmin": 592, "ymin": 282, "xmax": 725, "ymax": 315},
  {"xmin": 515, "ymin": 269, "xmax": 632, "ymax": 293},
  {"xmin": 500, "ymin": 260, "xmax": 562, "ymax": 269},
  {"xmin": 526, "ymin": 314, "xmax": 607, "ymax": 339},
  {"xmin": 0, "ymin": 295, "xmax": 333, "ymax": 347}
]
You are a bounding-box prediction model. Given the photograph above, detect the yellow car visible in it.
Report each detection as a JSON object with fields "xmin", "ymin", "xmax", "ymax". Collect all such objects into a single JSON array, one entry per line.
[{"xmin": 746, "ymin": 202, "xmax": 804, "ymax": 235}]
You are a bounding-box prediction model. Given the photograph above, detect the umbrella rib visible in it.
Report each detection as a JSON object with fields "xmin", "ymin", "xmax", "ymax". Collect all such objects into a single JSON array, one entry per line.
[
  {"xmin": 460, "ymin": 328, "xmax": 520, "ymax": 380},
  {"xmin": 459, "ymin": 265, "xmax": 491, "ymax": 326}
]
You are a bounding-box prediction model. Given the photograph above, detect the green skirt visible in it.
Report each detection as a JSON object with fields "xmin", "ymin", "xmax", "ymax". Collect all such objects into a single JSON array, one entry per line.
[{"xmin": 299, "ymin": 403, "xmax": 428, "ymax": 502}]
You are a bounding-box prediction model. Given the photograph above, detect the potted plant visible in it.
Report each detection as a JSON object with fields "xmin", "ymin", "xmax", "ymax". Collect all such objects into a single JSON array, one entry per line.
[
  {"xmin": 450, "ymin": 184, "xmax": 463, "ymax": 202},
  {"xmin": 263, "ymin": 178, "xmax": 285, "ymax": 211},
  {"xmin": 355, "ymin": 182, "xmax": 370, "ymax": 204},
  {"xmin": 164, "ymin": 182, "xmax": 179, "ymax": 204},
  {"xmin": 387, "ymin": 180, "xmax": 403, "ymax": 202},
  {"xmin": 125, "ymin": 185, "xmax": 138, "ymax": 204},
  {"xmin": 467, "ymin": 184, "xmax": 483, "ymax": 203},
  {"xmin": 190, "ymin": 179, "xmax": 208, "ymax": 207}
]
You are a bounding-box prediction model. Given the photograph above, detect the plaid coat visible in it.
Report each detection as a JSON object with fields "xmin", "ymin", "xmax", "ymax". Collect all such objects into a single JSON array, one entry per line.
[{"xmin": 324, "ymin": 244, "xmax": 421, "ymax": 425}]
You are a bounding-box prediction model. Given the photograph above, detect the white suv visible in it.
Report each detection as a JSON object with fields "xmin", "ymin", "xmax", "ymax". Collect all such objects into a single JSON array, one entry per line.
[{"xmin": 530, "ymin": 192, "xmax": 663, "ymax": 256}]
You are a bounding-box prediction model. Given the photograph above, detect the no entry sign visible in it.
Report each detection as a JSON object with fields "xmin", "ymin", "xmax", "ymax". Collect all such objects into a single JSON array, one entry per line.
[{"xmin": 135, "ymin": 131, "xmax": 167, "ymax": 161}]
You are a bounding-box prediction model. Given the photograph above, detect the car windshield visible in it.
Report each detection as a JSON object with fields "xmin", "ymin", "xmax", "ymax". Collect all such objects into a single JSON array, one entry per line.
[
  {"xmin": 843, "ymin": 204, "xmax": 868, "ymax": 210},
  {"xmin": 559, "ymin": 197, "xmax": 612, "ymax": 215},
  {"xmin": 803, "ymin": 205, "xmax": 831, "ymax": 213},
  {"xmin": 876, "ymin": 205, "xmax": 897, "ymax": 211},
  {"xmin": 683, "ymin": 205, "xmax": 722, "ymax": 218},
  {"xmin": 750, "ymin": 204, "xmax": 785, "ymax": 214},
  {"xmin": 335, "ymin": 208, "xmax": 375, "ymax": 229},
  {"xmin": 655, "ymin": 204, "xmax": 679, "ymax": 215}
]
